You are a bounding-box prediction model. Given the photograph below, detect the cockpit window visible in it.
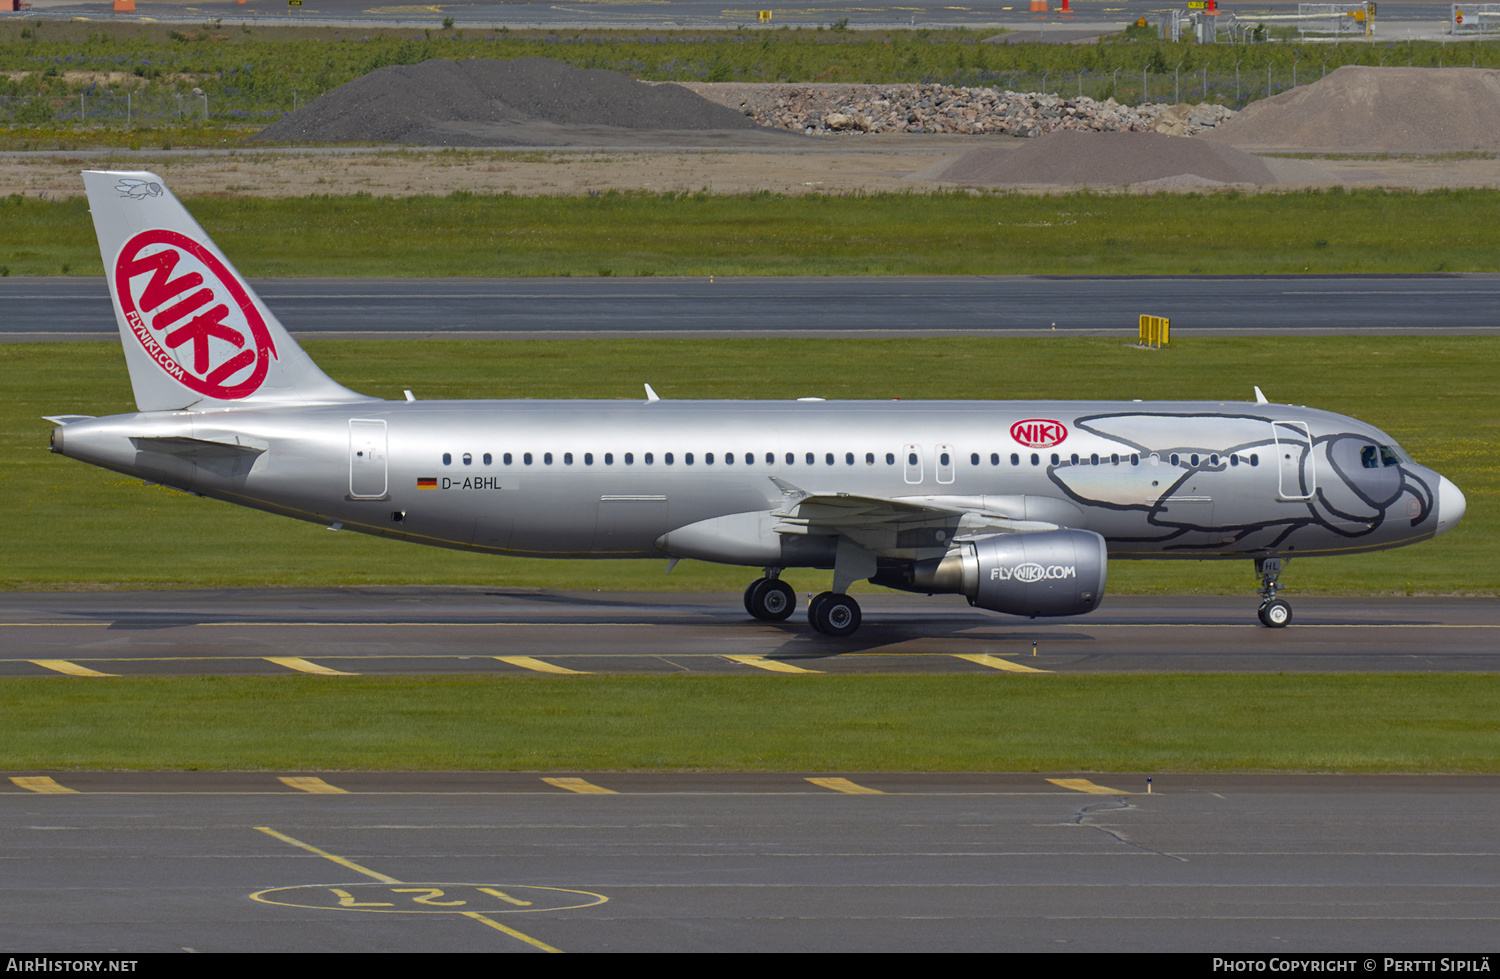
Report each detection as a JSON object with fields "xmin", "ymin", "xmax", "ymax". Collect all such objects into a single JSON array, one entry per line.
[{"xmin": 1363, "ymin": 444, "xmax": 1409, "ymax": 469}]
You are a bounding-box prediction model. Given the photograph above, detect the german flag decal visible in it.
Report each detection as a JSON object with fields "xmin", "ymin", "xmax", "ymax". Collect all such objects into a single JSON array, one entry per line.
[{"xmin": 417, "ymin": 477, "xmax": 438, "ymax": 489}]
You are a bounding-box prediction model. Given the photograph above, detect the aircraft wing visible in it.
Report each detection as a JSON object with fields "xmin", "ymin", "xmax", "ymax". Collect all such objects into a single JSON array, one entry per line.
[{"xmin": 769, "ymin": 480, "xmax": 1071, "ymax": 555}]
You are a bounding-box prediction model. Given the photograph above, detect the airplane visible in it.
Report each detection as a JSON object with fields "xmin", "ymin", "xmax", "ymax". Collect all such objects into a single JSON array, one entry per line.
[{"xmin": 47, "ymin": 170, "xmax": 1466, "ymax": 637}]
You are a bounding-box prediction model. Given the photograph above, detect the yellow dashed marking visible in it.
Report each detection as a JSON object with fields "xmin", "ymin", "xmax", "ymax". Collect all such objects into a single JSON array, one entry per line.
[
  {"xmin": 541, "ymin": 777, "xmax": 617, "ymax": 794},
  {"xmin": 278, "ymin": 776, "xmax": 349, "ymax": 794},
  {"xmin": 494, "ymin": 656, "xmax": 588, "ymax": 674},
  {"xmin": 10, "ymin": 776, "xmax": 77, "ymax": 794},
  {"xmin": 951, "ymin": 653, "xmax": 1051, "ymax": 673},
  {"xmin": 29, "ymin": 659, "xmax": 114, "ymax": 677},
  {"xmin": 265, "ymin": 657, "xmax": 357, "ymax": 676},
  {"xmin": 806, "ymin": 777, "xmax": 884, "ymax": 794},
  {"xmin": 1047, "ymin": 778, "xmax": 1134, "ymax": 795},
  {"xmin": 724, "ymin": 654, "xmax": 824, "ymax": 674}
]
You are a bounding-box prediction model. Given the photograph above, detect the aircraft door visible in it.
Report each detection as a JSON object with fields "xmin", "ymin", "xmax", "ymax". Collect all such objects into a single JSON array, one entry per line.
[
  {"xmin": 903, "ymin": 444, "xmax": 923, "ymax": 484},
  {"xmin": 936, "ymin": 444, "xmax": 955, "ymax": 484},
  {"xmin": 1272, "ymin": 421, "xmax": 1315, "ymax": 501},
  {"xmin": 349, "ymin": 418, "xmax": 388, "ymax": 499}
]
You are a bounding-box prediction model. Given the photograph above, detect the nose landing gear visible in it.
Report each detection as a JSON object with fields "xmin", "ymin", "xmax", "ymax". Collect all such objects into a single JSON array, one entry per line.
[{"xmin": 1256, "ymin": 557, "xmax": 1292, "ymax": 628}]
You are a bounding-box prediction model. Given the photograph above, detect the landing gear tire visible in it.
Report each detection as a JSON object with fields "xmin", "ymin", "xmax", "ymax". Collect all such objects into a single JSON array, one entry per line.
[
  {"xmin": 808, "ymin": 591, "xmax": 861, "ymax": 637},
  {"xmin": 1258, "ymin": 600, "xmax": 1292, "ymax": 628},
  {"xmin": 744, "ymin": 578, "xmax": 796, "ymax": 622}
]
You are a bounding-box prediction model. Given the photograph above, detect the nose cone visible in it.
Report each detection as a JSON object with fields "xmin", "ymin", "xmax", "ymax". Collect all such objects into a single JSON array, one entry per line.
[{"xmin": 1435, "ymin": 476, "xmax": 1467, "ymax": 537}]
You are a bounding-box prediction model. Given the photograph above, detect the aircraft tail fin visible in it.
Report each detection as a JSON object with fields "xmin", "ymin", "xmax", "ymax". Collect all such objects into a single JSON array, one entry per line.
[{"xmin": 83, "ymin": 170, "xmax": 375, "ymax": 412}]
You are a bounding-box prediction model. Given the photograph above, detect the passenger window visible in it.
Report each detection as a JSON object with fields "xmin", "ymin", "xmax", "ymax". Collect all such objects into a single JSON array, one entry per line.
[
  {"xmin": 1050, "ymin": 453, "xmax": 1060, "ymax": 466},
  {"xmin": 524, "ymin": 452, "xmax": 534, "ymax": 465},
  {"xmin": 686, "ymin": 453, "xmax": 694, "ymax": 465},
  {"xmin": 665, "ymin": 453, "xmax": 673, "ymax": 465},
  {"xmin": 806, "ymin": 453, "xmax": 815, "ymax": 465},
  {"xmin": 826, "ymin": 453, "xmax": 835, "ymax": 466},
  {"xmin": 625, "ymin": 453, "xmax": 634, "ymax": 465},
  {"xmin": 564, "ymin": 452, "xmax": 573, "ymax": 465},
  {"xmin": 503, "ymin": 452, "xmax": 513, "ymax": 466},
  {"xmin": 885, "ymin": 453, "xmax": 895, "ymax": 465},
  {"xmin": 605, "ymin": 453, "xmax": 614, "ymax": 465},
  {"xmin": 442, "ymin": 453, "xmax": 452, "ymax": 466},
  {"xmin": 971, "ymin": 453, "xmax": 980, "ymax": 466},
  {"xmin": 544, "ymin": 453, "xmax": 552, "ymax": 465},
  {"xmin": 585, "ymin": 453, "xmax": 594, "ymax": 465},
  {"xmin": 1009, "ymin": 453, "xmax": 1018, "ymax": 466},
  {"xmin": 786, "ymin": 453, "xmax": 795, "ymax": 465},
  {"xmin": 1031, "ymin": 453, "xmax": 1039, "ymax": 466},
  {"xmin": 706, "ymin": 453, "xmax": 714, "ymax": 465},
  {"xmin": 645, "ymin": 453, "xmax": 653, "ymax": 465},
  {"xmin": 463, "ymin": 453, "xmax": 472, "ymax": 466},
  {"xmin": 846, "ymin": 452, "xmax": 854, "ymax": 465},
  {"xmin": 483, "ymin": 453, "xmax": 492, "ymax": 466},
  {"xmin": 866, "ymin": 452, "xmax": 875, "ymax": 465}
]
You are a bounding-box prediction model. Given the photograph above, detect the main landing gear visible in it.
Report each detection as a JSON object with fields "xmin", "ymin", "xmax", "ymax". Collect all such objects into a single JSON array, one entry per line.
[
  {"xmin": 743, "ymin": 569, "xmax": 863, "ymax": 637},
  {"xmin": 1255, "ymin": 556, "xmax": 1292, "ymax": 628},
  {"xmin": 744, "ymin": 572, "xmax": 795, "ymax": 622}
]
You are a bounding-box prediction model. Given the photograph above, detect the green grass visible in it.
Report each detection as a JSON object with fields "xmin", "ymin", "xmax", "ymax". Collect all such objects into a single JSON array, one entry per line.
[
  {"xmin": 7, "ymin": 336, "xmax": 1494, "ymax": 596},
  {"xmin": 7, "ymin": 188, "xmax": 1500, "ymax": 278},
  {"xmin": 2, "ymin": 674, "xmax": 1496, "ymax": 772}
]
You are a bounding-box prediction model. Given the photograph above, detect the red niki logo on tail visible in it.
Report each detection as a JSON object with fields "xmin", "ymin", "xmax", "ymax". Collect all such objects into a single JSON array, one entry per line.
[{"xmin": 114, "ymin": 228, "xmax": 277, "ymax": 400}]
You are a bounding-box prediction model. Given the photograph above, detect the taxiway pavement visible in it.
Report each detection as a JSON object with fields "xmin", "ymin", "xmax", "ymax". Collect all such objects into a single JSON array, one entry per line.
[
  {"xmin": 2, "ymin": 590, "xmax": 1497, "ymax": 676},
  {"xmin": 5, "ymin": 275, "xmax": 1500, "ymax": 342},
  {"xmin": 3, "ymin": 771, "xmax": 1498, "ymax": 952}
]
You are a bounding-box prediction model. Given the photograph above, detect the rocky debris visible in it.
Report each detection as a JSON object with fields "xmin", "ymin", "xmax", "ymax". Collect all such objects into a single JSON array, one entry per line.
[
  {"xmin": 684, "ymin": 82, "xmax": 1235, "ymax": 138},
  {"xmin": 938, "ymin": 130, "xmax": 1278, "ymax": 187},
  {"xmin": 253, "ymin": 57, "xmax": 767, "ymax": 146},
  {"xmin": 1204, "ymin": 65, "xmax": 1500, "ymax": 153}
]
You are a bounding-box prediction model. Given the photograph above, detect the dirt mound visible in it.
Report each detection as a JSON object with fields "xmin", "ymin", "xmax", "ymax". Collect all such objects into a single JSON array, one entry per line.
[
  {"xmin": 1203, "ymin": 66, "xmax": 1500, "ymax": 153},
  {"xmin": 938, "ymin": 130, "xmax": 1277, "ymax": 186},
  {"xmin": 252, "ymin": 57, "xmax": 772, "ymax": 147}
]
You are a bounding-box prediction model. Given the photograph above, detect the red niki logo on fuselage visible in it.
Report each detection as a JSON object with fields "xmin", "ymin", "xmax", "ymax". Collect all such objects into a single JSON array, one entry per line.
[
  {"xmin": 114, "ymin": 228, "xmax": 277, "ymax": 400},
  {"xmin": 1010, "ymin": 418, "xmax": 1068, "ymax": 448}
]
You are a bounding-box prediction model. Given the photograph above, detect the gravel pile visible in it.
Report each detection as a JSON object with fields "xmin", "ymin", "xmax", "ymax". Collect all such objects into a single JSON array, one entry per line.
[
  {"xmin": 1204, "ymin": 66, "xmax": 1500, "ymax": 152},
  {"xmin": 939, "ymin": 130, "xmax": 1278, "ymax": 186},
  {"xmin": 252, "ymin": 57, "xmax": 769, "ymax": 146},
  {"xmin": 679, "ymin": 81, "xmax": 1235, "ymax": 137}
]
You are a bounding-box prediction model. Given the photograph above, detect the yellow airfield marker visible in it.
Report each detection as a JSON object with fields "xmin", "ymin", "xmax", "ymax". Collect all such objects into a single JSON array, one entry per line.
[
  {"xmin": 494, "ymin": 656, "xmax": 588, "ymax": 674},
  {"xmin": 29, "ymin": 659, "xmax": 114, "ymax": 677},
  {"xmin": 10, "ymin": 776, "xmax": 78, "ymax": 794},
  {"xmin": 1047, "ymin": 778, "xmax": 1134, "ymax": 795},
  {"xmin": 724, "ymin": 654, "xmax": 824, "ymax": 674},
  {"xmin": 541, "ymin": 777, "xmax": 617, "ymax": 794},
  {"xmin": 278, "ymin": 777, "xmax": 349, "ymax": 794},
  {"xmin": 265, "ymin": 657, "xmax": 357, "ymax": 676},
  {"xmin": 806, "ymin": 777, "xmax": 884, "ymax": 794}
]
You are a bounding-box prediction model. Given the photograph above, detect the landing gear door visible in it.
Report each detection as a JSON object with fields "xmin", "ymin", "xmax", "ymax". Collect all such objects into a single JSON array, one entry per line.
[
  {"xmin": 1272, "ymin": 421, "xmax": 1315, "ymax": 501},
  {"xmin": 349, "ymin": 418, "xmax": 388, "ymax": 500}
]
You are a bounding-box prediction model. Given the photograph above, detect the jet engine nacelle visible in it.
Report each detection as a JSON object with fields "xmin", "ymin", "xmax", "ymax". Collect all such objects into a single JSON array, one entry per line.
[{"xmin": 884, "ymin": 528, "xmax": 1108, "ymax": 618}]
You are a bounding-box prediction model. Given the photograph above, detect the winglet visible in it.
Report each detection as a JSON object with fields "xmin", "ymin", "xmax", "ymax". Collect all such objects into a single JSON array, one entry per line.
[
  {"xmin": 1253, "ymin": 386, "xmax": 1269, "ymax": 405},
  {"xmin": 644, "ymin": 383, "xmax": 660, "ymax": 403}
]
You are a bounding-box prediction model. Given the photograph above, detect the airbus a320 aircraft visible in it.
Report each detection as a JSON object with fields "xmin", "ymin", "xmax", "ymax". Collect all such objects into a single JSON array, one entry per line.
[{"xmin": 49, "ymin": 171, "xmax": 1466, "ymax": 636}]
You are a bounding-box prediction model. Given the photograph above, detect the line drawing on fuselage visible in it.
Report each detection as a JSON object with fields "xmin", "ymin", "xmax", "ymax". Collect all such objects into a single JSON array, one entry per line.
[{"xmin": 47, "ymin": 170, "xmax": 1467, "ymax": 637}]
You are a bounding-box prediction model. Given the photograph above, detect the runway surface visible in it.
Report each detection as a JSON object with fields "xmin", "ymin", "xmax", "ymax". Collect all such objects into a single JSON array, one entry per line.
[
  {"xmin": 3, "ymin": 590, "xmax": 1497, "ymax": 676},
  {"xmin": 3, "ymin": 771, "xmax": 1499, "ymax": 952},
  {"xmin": 5, "ymin": 275, "xmax": 1499, "ymax": 341}
]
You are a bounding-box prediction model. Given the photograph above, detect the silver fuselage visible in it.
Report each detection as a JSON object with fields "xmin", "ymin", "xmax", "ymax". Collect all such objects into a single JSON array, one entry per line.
[{"xmin": 53, "ymin": 397, "xmax": 1455, "ymax": 566}]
